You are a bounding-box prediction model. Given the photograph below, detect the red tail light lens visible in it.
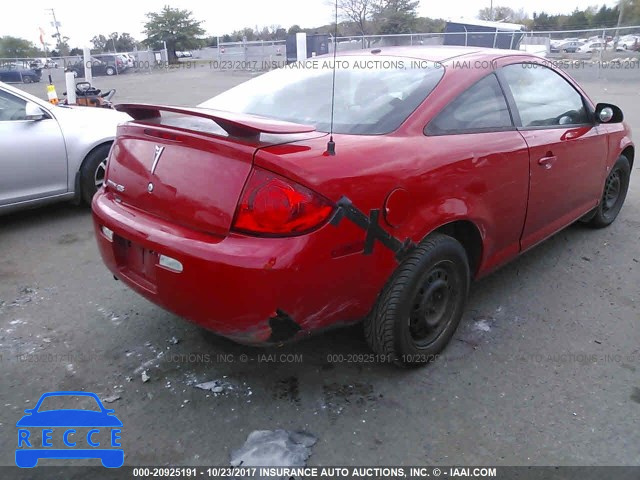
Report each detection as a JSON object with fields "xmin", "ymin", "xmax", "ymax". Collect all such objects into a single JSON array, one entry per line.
[{"xmin": 232, "ymin": 168, "xmax": 334, "ymax": 236}]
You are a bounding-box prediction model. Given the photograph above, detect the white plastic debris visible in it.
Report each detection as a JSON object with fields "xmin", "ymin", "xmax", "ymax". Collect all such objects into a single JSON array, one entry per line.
[
  {"xmin": 230, "ymin": 430, "xmax": 317, "ymax": 469},
  {"xmin": 168, "ymin": 336, "xmax": 180, "ymax": 345},
  {"xmin": 103, "ymin": 395, "xmax": 121, "ymax": 403},
  {"xmin": 195, "ymin": 380, "xmax": 225, "ymax": 394},
  {"xmin": 141, "ymin": 371, "xmax": 150, "ymax": 383},
  {"xmin": 474, "ymin": 319, "xmax": 492, "ymax": 332}
]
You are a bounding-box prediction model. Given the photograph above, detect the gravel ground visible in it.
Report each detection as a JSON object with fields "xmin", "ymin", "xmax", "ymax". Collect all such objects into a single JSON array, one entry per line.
[{"xmin": 2, "ymin": 66, "xmax": 639, "ymax": 472}]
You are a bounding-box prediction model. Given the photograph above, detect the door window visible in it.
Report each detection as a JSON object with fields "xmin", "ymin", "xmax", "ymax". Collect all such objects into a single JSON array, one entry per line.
[
  {"xmin": 501, "ymin": 64, "xmax": 590, "ymax": 127},
  {"xmin": 425, "ymin": 73, "xmax": 513, "ymax": 135},
  {"xmin": 0, "ymin": 90, "xmax": 28, "ymax": 121}
]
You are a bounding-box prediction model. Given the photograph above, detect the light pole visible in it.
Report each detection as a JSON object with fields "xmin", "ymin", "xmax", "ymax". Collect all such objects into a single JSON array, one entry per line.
[
  {"xmin": 613, "ymin": 0, "xmax": 625, "ymax": 50},
  {"xmin": 490, "ymin": 0, "xmax": 494, "ymax": 21},
  {"xmin": 47, "ymin": 8, "xmax": 63, "ymax": 54}
]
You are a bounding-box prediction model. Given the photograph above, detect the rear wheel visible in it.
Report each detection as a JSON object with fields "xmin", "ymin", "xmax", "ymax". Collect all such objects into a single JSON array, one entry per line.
[
  {"xmin": 588, "ymin": 155, "xmax": 631, "ymax": 228},
  {"xmin": 365, "ymin": 233, "xmax": 470, "ymax": 368},
  {"xmin": 80, "ymin": 143, "xmax": 111, "ymax": 205},
  {"xmin": 22, "ymin": 75, "xmax": 33, "ymax": 84},
  {"xmin": 106, "ymin": 66, "xmax": 116, "ymax": 76}
]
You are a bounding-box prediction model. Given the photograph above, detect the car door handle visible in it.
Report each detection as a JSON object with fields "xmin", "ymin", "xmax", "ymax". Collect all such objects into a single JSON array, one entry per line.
[{"xmin": 538, "ymin": 155, "xmax": 557, "ymax": 169}]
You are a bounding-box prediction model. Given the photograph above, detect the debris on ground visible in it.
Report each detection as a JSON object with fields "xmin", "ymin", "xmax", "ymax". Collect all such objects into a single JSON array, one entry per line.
[
  {"xmin": 195, "ymin": 380, "xmax": 225, "ymax": 394},
  {"xmin": 9, "ymin": 287, "xmax": 37, "ymax": 307},
  {"xmin": 168, "ymin": 336, "xmax": 180, "ymax": 345},
  {"xmin": 103, "ymin": 395, "xmax": 121, "ymax": 403},
  {"xmin": 473, "ymin": 319, "xmax": 492, "ymax": 332},
  {"xmin": 141, "ymin": 371, "xmax": 150, "ymax": 383},
  {"xmin": 230, "ymin": 429, "xmax": 317, "ymax": 471}
]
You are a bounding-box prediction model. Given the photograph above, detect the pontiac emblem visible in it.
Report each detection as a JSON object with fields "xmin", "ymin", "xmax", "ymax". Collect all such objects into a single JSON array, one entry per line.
[{"xmin": 150, "ymin": 145, "xmax": 165, "ymax": 175}]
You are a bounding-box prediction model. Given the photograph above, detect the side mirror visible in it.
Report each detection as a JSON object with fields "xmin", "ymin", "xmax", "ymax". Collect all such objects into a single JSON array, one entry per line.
[
  {"xmin": 25, "ymin": 102, "xmax": 46, "ymax": 121},
  {"xmin": 595, "ymin": 103, "xmax": 624, "ymax": 124}
]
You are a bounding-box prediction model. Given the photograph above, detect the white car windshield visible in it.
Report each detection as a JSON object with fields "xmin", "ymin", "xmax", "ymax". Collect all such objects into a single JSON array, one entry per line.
[{"xmin": 199, "ymin": 56, "xmax": 444, "ymax": 135}]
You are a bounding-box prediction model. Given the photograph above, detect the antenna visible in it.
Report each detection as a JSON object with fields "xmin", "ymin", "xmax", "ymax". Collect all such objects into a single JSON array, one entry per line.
[{"xmin": 326, "ymin": 0, "xmax": 338, "ymax": 156}]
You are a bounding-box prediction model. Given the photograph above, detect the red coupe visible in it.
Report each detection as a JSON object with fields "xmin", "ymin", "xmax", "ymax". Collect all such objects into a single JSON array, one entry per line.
[{"xmin": 92, "ymin": 47, "xmax": 633, "ymax": 367}]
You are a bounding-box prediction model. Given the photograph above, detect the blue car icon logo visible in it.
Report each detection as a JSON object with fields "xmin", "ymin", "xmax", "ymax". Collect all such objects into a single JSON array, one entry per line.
[{"xmin": 16, "ymin": 391, "xmax": 123, "ymax": 468}]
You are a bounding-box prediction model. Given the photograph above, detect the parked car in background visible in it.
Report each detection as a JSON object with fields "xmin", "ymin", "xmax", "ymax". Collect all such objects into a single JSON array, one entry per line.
[
  {"xmin": 27, "ymin": 58, "xmax": 58, "ymax": 69},
  {"xmin": 550, "ymin": 41, "xmax": 584, "ymax": 53},
  {"xmin": 121, "ymin": 53, "xmax": 135, "ymax": 68},
  {"xmin": 0, "ymin": 63, "xmax": 41, "ymax": 83},
  {"xmin": 618, "ymin": 35, "xmax": 640, "ymax": 49},
  {"xmin": 0, "ymin": 81, "xmax": 130, "ymax": 214},
  {"xmin": 93, "ymin": 47, "xmax": 633, "ymax": 366},
  {"xmin": 42, "ymin": 58, "xmax": 59, "ymax": 68},
  {"xmin": 577, "ymin": 41, "xmax": 606, "ymax": 53},
  {"xmin": 67, "ymin": 55, "xmax": 128, "ymax": 78},
  {"xmin": 175, "ymin": 51, "xmax": 193, "ymax": 58}
]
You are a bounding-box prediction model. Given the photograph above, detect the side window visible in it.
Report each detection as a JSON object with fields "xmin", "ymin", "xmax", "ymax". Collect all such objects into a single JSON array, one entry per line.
[
  {"xmin": 0, "ymin": 90, "xmax": 27, "ymax": 122},
  {"xmin": 426, "ymin": 74, "xmax": 513, "ymax": 135},
  {"xmin": 501, "ymin": 64, "xmax": 590, "ymax": 127}
]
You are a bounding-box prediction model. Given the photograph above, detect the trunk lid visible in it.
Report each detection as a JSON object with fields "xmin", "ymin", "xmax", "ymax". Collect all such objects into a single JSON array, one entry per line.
[{"xmin": 105, "ymin": 104, "xmax": 317, "ymax": 236}]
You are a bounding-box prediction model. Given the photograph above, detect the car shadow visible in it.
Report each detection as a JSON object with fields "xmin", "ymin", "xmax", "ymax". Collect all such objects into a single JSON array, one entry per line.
[{"xmin": 1, "ymin": 202, "xmax": 90, "ymax": 232}]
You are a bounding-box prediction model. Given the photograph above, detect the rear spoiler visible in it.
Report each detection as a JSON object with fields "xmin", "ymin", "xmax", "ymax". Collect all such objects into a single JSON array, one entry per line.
[{"xmin": 114, "ymin": 103, "xmax": 316, "ymax": 137}]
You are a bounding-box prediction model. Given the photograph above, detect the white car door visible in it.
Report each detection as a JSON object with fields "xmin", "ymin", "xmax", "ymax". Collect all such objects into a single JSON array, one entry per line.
[{"xmin": 0, "ymin": 88, "xmax": 68, "ymax": 206}]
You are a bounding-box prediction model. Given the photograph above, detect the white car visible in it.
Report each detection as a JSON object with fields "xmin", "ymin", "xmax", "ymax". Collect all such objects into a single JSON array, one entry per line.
[
  {"xmin": 0, "ymin": 81, "xmax": 130, "ymax": 214},
  {"xmin": 619, "ymin": 35, "xmax": 639, "ymax": 50},
  {"xmin": 577, "ymin": 42, "xmax": 606, "ymax": 53}
]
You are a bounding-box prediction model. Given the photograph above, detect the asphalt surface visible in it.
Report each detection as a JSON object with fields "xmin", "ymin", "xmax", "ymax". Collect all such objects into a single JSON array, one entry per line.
[{"xmin": 1, "ymin": 67, "xmax": 639, "ymax": 471}]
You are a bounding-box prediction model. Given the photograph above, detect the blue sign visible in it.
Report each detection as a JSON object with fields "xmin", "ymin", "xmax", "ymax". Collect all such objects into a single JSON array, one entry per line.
[{"xmin": 15, "ymin": 391, "xmax": 123, "ymax": 468}]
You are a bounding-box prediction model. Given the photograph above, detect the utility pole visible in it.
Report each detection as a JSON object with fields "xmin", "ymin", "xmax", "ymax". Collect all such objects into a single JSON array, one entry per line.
[
  {"xmin": 490, "ymin": 0, "xmax": 494, "ymax": 21},
  {"xmin": 47, "ymin": 8, "xmax": 64, "ymax": 54},
  {"xmin": 613, "ymin": 0, "xmax": 625, "ymax": 50}
]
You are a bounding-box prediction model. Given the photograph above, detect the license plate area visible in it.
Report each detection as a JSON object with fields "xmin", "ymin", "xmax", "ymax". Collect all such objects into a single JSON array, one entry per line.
[{"xmin": 113, "ymin": 235, "xmax": 158, "ymax": 291}]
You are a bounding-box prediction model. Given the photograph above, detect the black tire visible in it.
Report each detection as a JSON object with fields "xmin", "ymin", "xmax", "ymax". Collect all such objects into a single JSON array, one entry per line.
[
  {"xmin": 22, "ymin": 75, "xmax": 33, "ymax": 84},
  {"xmin": 79, "ymin": 143, "xmax": 111, "ymax": 205},
  {"xmin": 105, "ymin": 66, "xmax": 116, "ymax": 76},
  {"xmin": 588, "ymin": 155, "xmax": 631, "ymax": 228},
  {"xmin": 365, "ymin": 233, "xmax": 470, "ymax": 368}
]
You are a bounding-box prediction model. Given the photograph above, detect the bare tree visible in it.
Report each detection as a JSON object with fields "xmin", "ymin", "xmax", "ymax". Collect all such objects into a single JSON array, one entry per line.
[{"xmin": 335, "ymin": 0, "xmax": 380, "ymax": 36}]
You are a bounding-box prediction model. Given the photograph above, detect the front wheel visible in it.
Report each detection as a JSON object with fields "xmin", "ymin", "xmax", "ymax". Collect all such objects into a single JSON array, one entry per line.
[
  {"xmin": 105, "ymin": 66, "xmax": 116, "ymax": 76},
  {"xmin": 79, "ymin": 143, "xmax": 111, "ymax": 205},
  {"xmin": 588, "ymin": 155, "xmax": 631, "ymax": 228},
  {"xmin": 365, "ymin": 233, "xmax": 470, "ymax": 368}
]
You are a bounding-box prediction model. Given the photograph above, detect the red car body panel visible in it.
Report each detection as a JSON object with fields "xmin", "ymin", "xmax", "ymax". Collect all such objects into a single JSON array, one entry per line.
[{"xmin": 92, "ymin": 47, "xmax": 634, "ymax": 344}]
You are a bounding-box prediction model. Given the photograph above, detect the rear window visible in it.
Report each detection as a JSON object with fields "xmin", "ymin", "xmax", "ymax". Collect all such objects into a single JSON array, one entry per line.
[{"xmin": 199, "ymin": 56, "xmax": 444, "ymax": 135}]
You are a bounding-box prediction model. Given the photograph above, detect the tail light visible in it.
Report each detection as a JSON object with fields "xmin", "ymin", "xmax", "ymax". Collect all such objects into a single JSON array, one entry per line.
[{"xmin": 232, "ymin": 167, "xmax": 334, "ymax": 236}]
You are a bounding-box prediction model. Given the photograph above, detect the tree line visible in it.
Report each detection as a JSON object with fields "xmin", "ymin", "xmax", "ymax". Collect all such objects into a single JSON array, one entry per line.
[{"xmin": 2, "ymin": 1, "xmax": 640, "ymax": 60}]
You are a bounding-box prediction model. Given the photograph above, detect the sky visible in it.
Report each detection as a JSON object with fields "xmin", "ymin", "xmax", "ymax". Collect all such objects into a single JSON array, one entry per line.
[{"xmin": 2, "ymin": 0, "xmax": 621, "ymax": 47}]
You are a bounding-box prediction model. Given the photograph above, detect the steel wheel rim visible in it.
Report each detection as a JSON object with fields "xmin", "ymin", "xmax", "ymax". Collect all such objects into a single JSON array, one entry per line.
[
  {"xmin": 94, "ymin": 158, "xmax": 107, "ymax": 187},
  {"xmin": 602, "ymin": 168, "xmax": 621, "ymax": 214},
  {"xmin": 409, "ymin": 260, "xmax": 459, "ymax": 348}
]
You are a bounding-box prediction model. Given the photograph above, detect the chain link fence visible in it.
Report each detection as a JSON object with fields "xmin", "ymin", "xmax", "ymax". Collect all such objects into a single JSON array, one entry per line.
[{"xmin": 3, "ymin": 26, "xmax": 639, "ymax": 82}]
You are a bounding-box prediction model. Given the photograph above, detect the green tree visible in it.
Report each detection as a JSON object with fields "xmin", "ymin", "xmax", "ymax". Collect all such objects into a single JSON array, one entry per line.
[
  {"xmin": 626, "ymin": 0, "xmax": 640, "ymax": 24},
  {"xmin": 94, "ymin": 32, "xmax": 137, "ymax": 53},
  {"xmin": 374, "ymin": 0, "xmax": 419, "ymax": 35},
  {"xmin": 0, "ymin": 36, "xmax": 40, "ymax": 58},
  {"xmin": 414, "ymin": 17, "xmax": 445, "ymax": 33},
  {"xmin": 143, "ymin": 5, "xmax": 205, "ymax": 63},
  {"xmin": 288, "ymin": 25, "xmax": 303, "ymax": 35}
]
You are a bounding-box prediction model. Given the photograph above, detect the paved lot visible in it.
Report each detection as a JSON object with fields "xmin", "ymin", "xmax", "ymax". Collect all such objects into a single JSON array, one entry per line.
[{"xmin": 2, "ymin": 67, "xmax": 640, "ymax": 471}]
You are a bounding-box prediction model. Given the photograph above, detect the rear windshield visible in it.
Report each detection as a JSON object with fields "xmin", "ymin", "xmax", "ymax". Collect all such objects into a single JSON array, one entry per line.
[{"xmin": 199, "ymin": 56, "xmax": 444, "ymax": 135}]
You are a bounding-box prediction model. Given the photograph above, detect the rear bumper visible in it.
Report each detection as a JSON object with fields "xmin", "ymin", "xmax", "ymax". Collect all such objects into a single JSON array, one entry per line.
[{"xmin": 92, "ymin": 190, "xmax": 389, "ymax": 344}]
